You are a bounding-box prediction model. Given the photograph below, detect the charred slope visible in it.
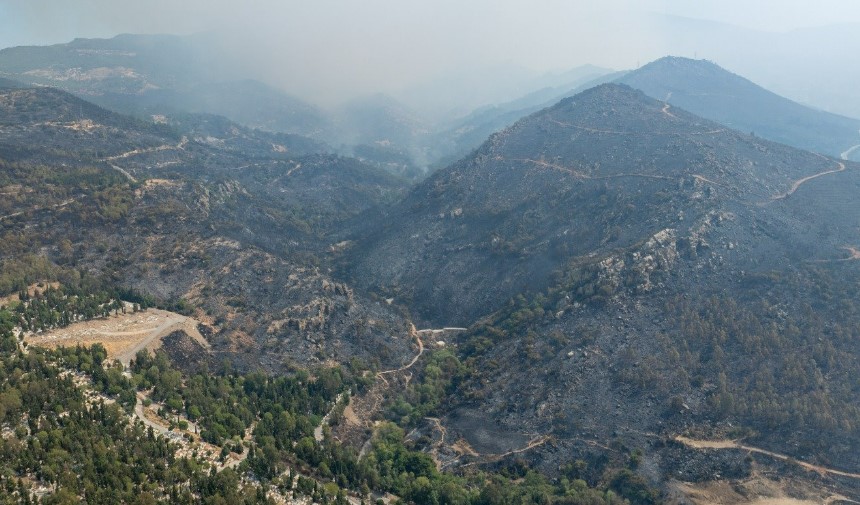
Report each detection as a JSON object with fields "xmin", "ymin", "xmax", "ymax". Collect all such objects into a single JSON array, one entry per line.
[
  {"xmin": 0, "ymin": 85, "xmax": 414, "ymax": 371},
  {"xmin": 0, "ymin": 86, "xmax": 319, "ymax": 172},
  {"xmin": 441, "ymin": 161, "xmax": 860, "ymax": 491},
  {"xmin": 350, "ymin": 84, "xmax": 860, "ymax": 494},
  {"xmin": 429, "ymin": 69, "xmax": 622, "ymax": 169},
  {"xmin": 350, "ymin": 83, "xmax": 847, "ymax": 326},
  {"xmin": 618, "ymin": 56, "xmax": 860, "ymax": 158},
  {"xmin": 0, "ymin": 77, "xmax": 23, "ymax": 88},
  {"xmin": 165, "ymin": 112, "xmax": 327, "ymax": 158}
]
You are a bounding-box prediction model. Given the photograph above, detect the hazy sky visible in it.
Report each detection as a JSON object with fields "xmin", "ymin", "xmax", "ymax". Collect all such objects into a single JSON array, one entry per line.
[
  {"xmin": 1, "ymin": 0, "xmax": 860, "ymax": 109},
  {"xmin": 3, "ymin": 0, "xmax": 860, "ymax": 46}
]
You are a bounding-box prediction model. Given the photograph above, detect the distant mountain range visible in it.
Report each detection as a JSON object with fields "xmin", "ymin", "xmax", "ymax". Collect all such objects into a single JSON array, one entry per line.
[
  {"xmin": 428, "ymin": 55, "xmax": 860, "ymax": 169},
  {"xmin": 0, "ymin": 35, "xmax": 330, "ymax": 135},
  {"xmin": 0, "ymin": 35, "xmax": 617, "ymax": 175},
  {"xmin": 643, "ymin": 16, "xmax": 860, "ymax": 120},
  {"xmin": 428, "ymin": 69, "xmax": 622, "ymax": 168}
]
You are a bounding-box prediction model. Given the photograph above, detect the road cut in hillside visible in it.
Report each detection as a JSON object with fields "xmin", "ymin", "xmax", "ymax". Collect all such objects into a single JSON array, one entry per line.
[{"xmin": 675, "ymin": 436, "xmax": 860, "ymax": 480}]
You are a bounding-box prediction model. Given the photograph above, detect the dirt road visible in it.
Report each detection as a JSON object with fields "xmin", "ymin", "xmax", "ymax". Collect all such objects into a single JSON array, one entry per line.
[
  {"xmin": 134, "ymin": 392, "xmax": 172, "ymax": 436},
  {"xmin": 314, "ymin": 392, "xmax": 346, "ymax": 442},
  {"xmin": 0, "ymin": 197, "xmax": 77, "ymax": 222},
  {"xmin": 840, "ymin": 130, "xmax": 860, "ymax": 161},
  {"xmin": 378, "ymin": 326, "xmax": 424, "ymax": 379},
  {"xmin": 110, "ymin": 164, "xmax": 137, "ymax": 183},
  {"xmin": 767, "ymin": 157, "xmax": 846, "ymax": 202},
  {"xmin": 675, "ymin": 436, "xmax": 860, "ymax": 480},
  {"xmin": 548, "ymin": 117, "xmax": 725, "ymax": 136},
  {"xmin": 103, "ymin": 137, "xmax": 188, "ymax": 162},
  {"xmin": 662, "ymin": 93, "xmax": 678, "ymax": 119}
]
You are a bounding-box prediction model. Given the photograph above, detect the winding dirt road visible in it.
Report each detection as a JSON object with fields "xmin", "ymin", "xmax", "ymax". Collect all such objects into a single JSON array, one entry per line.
[
  {"xmin": 662, "ymin": 93, "xmax": 678, "ymax": 119},
  {"xmin": 840, "ymin": 129, "xmax": 860, "ymax": 161},
  {"xmin": 134, "ymin": 392, "xmax": 172, "ymax": 436},
  {"xmin": 314, "ymin": 392, "xmax": 346, "ymax": 442},
  {"xmin": 767, "ymin": 157, "xmax": 846, "ymax": 202},
  {"xmin": 0, "ymin": 197, "xmax": 77, "ymax": 222},
  {"xmin": 514, "ymin": 157, "xmax": 723, "ymax": 187},
  {"xmin": 115, "ymin": 312, "xmax": 208, "ymax": 366},
  {"xmin": 548, "ymin": 117, "xmax": 725, "ymax": 136},
  {"xmin": 338, "ymin": 325, "xmax": 466, "ymax": 458},
  {"xmin": 843, "ymin": 246, "xmax": 860, "ymax": 260},
  {"xmin": 487, "ymin": 435, "xmax": 552, "ymax": 460},
  {"xmin": 377, "ymin": 324, "xmax": 424, "ymax": 383},
  {"xmin": 676, "ymin": 436, "xmax": 860, "ymax": 480},
  {"xmin": 110, "ymin": 164, "xmax": 137, "ymax": 183},
  {"xmin": 103, "ymin": 137, "xmax": 188, "ymax": 162}
]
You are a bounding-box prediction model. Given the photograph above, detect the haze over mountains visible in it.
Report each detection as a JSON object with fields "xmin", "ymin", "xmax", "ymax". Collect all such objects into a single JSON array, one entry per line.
[
  {"xmin": 617, "ymin": 56, "xmax": 860, "ymax": 159},
  {"xmin": 2, "ymin": 18, "xmax": 860, "ymax": 504},
  {"xmin": 646, "ymin": 15, "xmax": 860, "ymax": 119},
  {"xmin": 0, "ymin": 34, "xmax": 619, "ymax": 175}
]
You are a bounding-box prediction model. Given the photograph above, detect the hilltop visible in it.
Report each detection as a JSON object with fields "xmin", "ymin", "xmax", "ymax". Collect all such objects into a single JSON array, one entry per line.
[{"xmin": 618, "ymin": 56, "xmax": 860, "ymax": 159}]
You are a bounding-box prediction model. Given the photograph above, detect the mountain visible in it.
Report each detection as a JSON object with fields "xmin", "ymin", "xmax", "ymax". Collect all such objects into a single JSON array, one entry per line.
[
  {"xmin": 0, "ymin": 82, "xmax": 638, "ymax": 505},
  {"xmin": 164, "ymin": 112, "xmax": 327, "ymax": 158},
  {"xmin": 0, "ymin": 35, "xmax": 463, "ymax": 173},
  {"xmin": 0, "ymin": 35, "xmax": 335, "ymax": 141},
  {"xmin": 600, "ymin": 15, "xmax": 860, "ymax": 121},
  {"xmin": 348, "ymin": 83, "xmax": 860, "ymax": 500},
  {"xmin": 0, "ymin": 84, "xmax": 414, "ymax": 371},
  {"xmin": 351, "ymin": 83, "xmax": 856, "ymax": 324},
  {"xmin": 617, "ymin": 56, "xmax": 860, "ymax": 159},
  {"xmin": 3, "ymin": 67, "xmax": 860, "ymax": 504},
  {"xmin": 0, "ymin": 33, "xmax": 214, "ymax": 93},
  {"xmin": 398, "ymin": 63, "xmax": 614, "ymax": 122},
  {"xmin": 429, "ymin": 69, "xmax": 623, "ymax": 169}
]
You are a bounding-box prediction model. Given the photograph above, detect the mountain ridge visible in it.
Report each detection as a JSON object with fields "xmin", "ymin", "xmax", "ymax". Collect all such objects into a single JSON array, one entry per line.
[
  {"xmin": 617, "ymin": 56, "xmax": 860, "ymax": 159},
  {"xmin": 349, "ymin": 82, "xmax": 852, "ymax": 325}
]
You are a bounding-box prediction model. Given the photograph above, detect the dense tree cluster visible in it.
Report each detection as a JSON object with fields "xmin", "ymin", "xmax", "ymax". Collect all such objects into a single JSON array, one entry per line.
[
  {"xmin": 131, "ymin": 351, "xmax": 339, "ymax": 448},
  {"xmin": 0, "ymin": 280, "xmax": 154, "ymax": 340},
  {"xmin": 0, "ymin": 345, "xmax": 271, "ymax": 504},
  {"xmin": 0, "ymin": 296, "xmax": 637, "ymax": 505}
]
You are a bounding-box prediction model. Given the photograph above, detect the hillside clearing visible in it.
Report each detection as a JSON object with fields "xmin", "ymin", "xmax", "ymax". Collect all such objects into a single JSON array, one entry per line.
[{"xmin": 26, "ymin": 307, "xmax": 209, "ymax": 365}]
